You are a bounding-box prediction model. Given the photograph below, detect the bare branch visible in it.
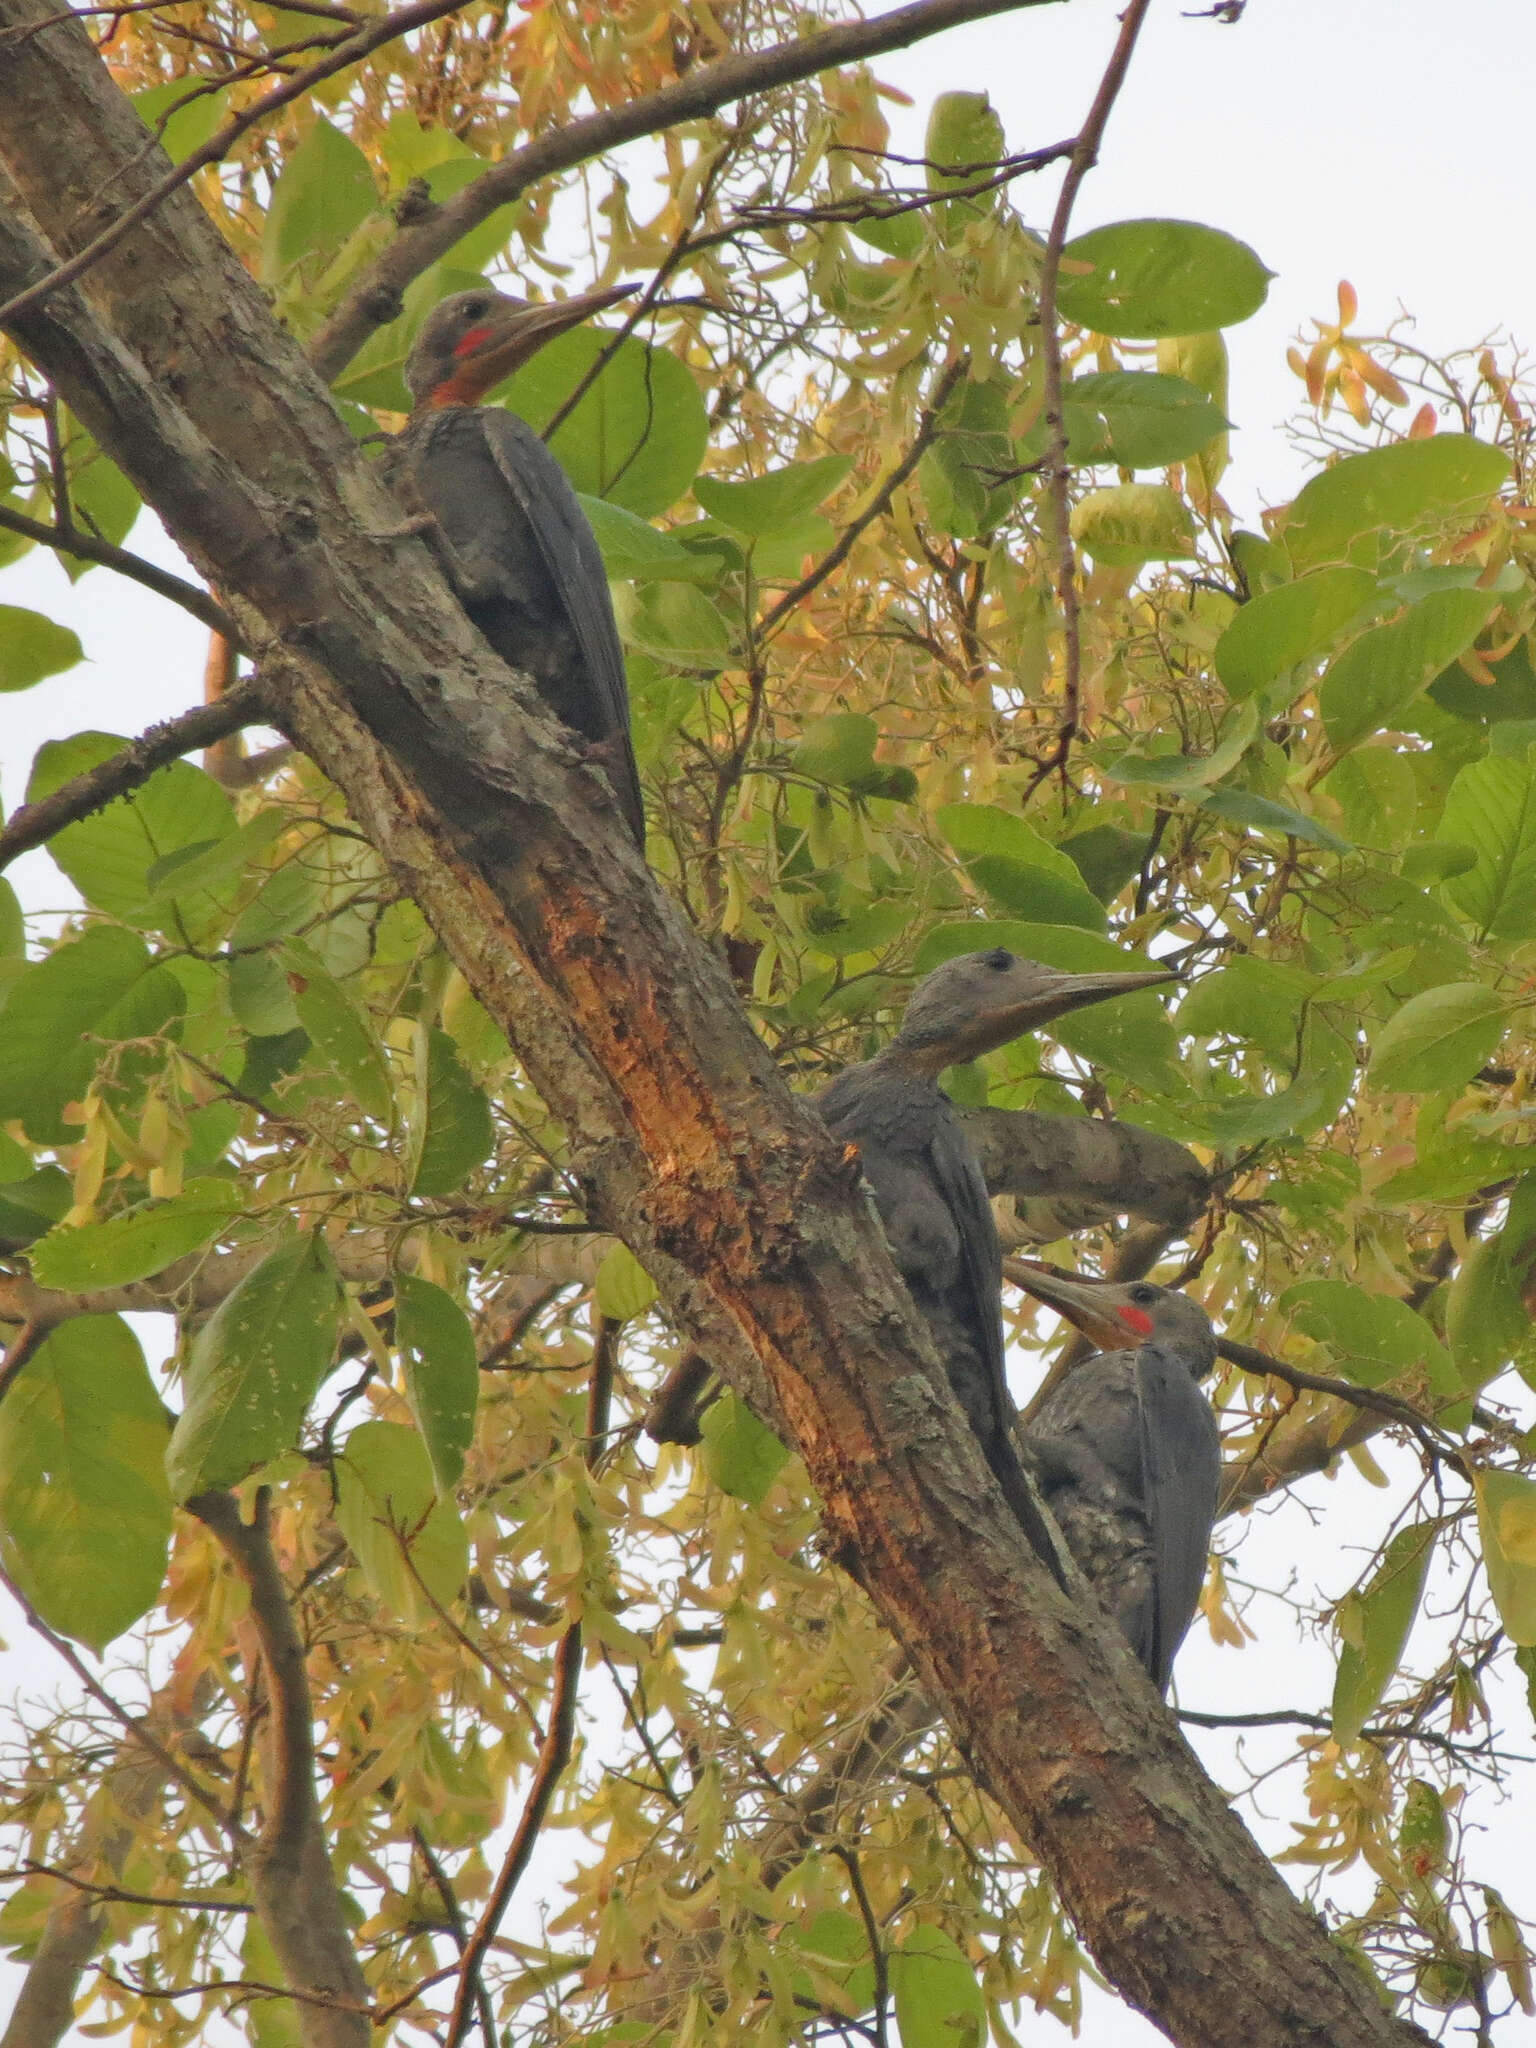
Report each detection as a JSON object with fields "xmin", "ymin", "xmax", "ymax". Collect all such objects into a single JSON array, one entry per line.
[
  {"xmin": 1027, "ymin": 0, "xmax": 1154, "ymax": 792},
  {"xmin": 0, "ymin": 499, "xmax": 240, "ymax": 637},
  {"xmin": 307, "ymin": 0, "xmax": 1075, "ymax": 382},
  {"xmin": 190, "ymin": 1489, "xmax": 371, "ymax": 2048},
  {"xmin": 0, "ymin": 679, "xmax": 268, "ymax": 872}
]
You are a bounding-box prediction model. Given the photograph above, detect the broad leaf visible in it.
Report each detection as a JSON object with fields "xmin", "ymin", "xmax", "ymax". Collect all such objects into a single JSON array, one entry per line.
[
  {"xmin": 1056, "ymin": 218, "xmax": 1273, "ymax": 337},
  {"xmin": 1070, "ymin": 482, "xmax": 1196, "ymax": 566},
  {"xmin": 0, "ymin": 606, "xmax": 83, "ymax": 692},
  {"xmin": 395, "ymin": 1273, "xmax": 479, "ymax": 1494},
  {"xmin": 1436, "ymin": 749, "xmax": 1536, "ymax": 941},
  {"xmin": 890, "ymin": 1925, "xmax": 987, "ymax": 2048},
  {"xmin": 261, "ymin": 117, "xmax": 378, "ymax": 284},
  {"xmin": 29, "ymin": 1181, "xmax": 240, "ymax": 1290},
  {"xmin": 699, "ymin": 1392, "xmax": 790, "ymax": 1507},
  {"xmin": 693, "ymin": 456, "xmax": 852, "ymax": 537},
  {"xmin": 1053, "ymin": 370, "xmax": 1229, "ymax": 470},
  {"xmin": 1476, "ymin": 1470, "xmax": 1536, "ymax": 1646},
  {"xmin": 0, "ymin": 1317, "xmax": 172, "ymax": 1650},
  {"xmin": 1281, "ymin": 1278, "xmax": 1460, "ymax": 1413},
  {"xmin": 1367, "ymin": 983, "xmax": 1507, "ymax": 1094},
  {"xmin": 288, "ymin": 944, "xmax": 392, "ymax": 1122},
  {"xmin": 1332, "ymin": 1520, "xmax": 1438, "ymax": 1740},
  {"xmin": 407, "ymin": 1026, "xmax": 494, "ymax": 1197},
  {"xmin": 937, "ymin": 803, "xmax": 1105, "ymax": 931},
  {"xmin": 1285, "ymin": 436, "xmax": 1510, "ymax": 571},
  {"xmin": 334, "ymin": 1419, "xmax": 469, "ymax": 1623},
  {"xmin": 165, "ymin": 1234, "xmax": 341, "ymax": 1498},
  {"xmin": 1319, "ymin": 588, "xmax": 1496, "ymax": 751},
  {"xmin": 594, "ymin": 1242, "xmax": 659, "ymax": 1322},
  {"xmin": 1214, "ymin": 567, "xmax": 1377, "ymax": 700}
]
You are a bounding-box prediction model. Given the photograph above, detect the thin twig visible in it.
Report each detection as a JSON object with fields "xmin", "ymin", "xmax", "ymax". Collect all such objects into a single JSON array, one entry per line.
[
  {"xmin": 0, "ymin": 0, "xmax": 469, "ymax": 328},
  {"xmin": 1027, "ymin": 0, "xmax": 1155, "ymax": 793},
  {"xmin": 0, "ymin": 501, "xmax": 239, "ymax": 637},
  {"xmin": 442, "ymin": 1319, "xmax": 618, "ymax": 2045},
  {"xmin": 0, "ymin": 680, "xmax": 268, "ymax": 871},
  {"xmin": 758, "ymin": 355, "xmax": 968, "ymax": 634}
]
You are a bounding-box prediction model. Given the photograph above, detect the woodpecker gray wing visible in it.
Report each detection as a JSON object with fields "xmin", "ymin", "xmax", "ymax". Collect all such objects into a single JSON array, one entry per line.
[{"xmin": 1137, "ymin": 1346, "xmax": 1222, "ymax": 1692}]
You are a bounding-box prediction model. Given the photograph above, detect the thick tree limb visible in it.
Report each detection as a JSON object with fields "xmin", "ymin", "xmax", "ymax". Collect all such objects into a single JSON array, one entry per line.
[
  {"xmin": 0, "ymin": 18, "xmax": 1431, "ymax": 2042},
  {"xmin": 190, "ymin": 1490, "xmax": 371, "ymax": 2048},
  {"xmin": 0, "ymin": 680, "xmax": 268, "ymax": 871},
  {"xmin": 307, "ymin": 0, "xmax": 1070, "ymax": 383}
]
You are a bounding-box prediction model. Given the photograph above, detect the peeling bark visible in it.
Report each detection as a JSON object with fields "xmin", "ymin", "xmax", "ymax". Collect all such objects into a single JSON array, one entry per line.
[{"xmin": 0, "ymin": 14, "xmax": 1433, "ymax": 2042}]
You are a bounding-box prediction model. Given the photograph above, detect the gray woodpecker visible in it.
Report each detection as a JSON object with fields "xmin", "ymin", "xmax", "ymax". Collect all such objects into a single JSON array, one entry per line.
[
  {"xmin": 818, "ymin": 950, "xmax": 1175, "ymax": 1542},
  {"xmin": 1014, "ymin": 1262, "xmax": 1221, "ymax": 1693},
  {"xmin": 391, "ymin": 283, "xmax": 645, "ymax": 846}
]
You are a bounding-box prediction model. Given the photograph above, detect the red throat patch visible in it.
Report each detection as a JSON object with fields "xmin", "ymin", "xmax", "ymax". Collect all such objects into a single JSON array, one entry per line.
[
  {"xmin": 1118, "ymin": 1305, "xmax": 1154, "ymax": 1338},
  {"xmin": 453, "ymin": 324, "xmax": 496, "ymax": 358}
]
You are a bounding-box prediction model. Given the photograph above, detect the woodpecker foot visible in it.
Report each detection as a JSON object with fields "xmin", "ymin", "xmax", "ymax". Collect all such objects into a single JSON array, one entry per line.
[{"xmin": 373, "ymin": 514, "xmax": 440, "ymax": 541}]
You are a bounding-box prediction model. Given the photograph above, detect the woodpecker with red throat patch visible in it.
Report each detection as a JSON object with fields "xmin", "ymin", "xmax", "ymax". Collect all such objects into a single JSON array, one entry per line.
[
  {"xmin": 389, "ymin": 284, "xmax": 646, "ymax": 846},
  {"xmin": 1013, "ymin": 1263, "xmax": 1220, "ymax": 1692}
]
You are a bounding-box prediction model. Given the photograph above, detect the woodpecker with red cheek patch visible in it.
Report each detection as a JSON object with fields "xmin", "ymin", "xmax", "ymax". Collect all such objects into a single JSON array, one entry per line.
[
  {"xmin": 1012, "ymin": 1263, "xmax": 1221, "ymax": 1693},
  {"xmin": 387, "ymin": 284, "xmax": 646, "ymax": 846}
]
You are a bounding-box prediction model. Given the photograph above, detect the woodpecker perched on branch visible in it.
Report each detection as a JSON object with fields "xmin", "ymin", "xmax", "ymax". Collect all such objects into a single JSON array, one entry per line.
[{"xmin": 391, "ymin": 284, "xmax": 646, "ymax": 846}]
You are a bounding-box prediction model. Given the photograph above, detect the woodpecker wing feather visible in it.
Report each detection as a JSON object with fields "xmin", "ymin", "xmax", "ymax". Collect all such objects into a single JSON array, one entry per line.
[{"xmin": 1136, "ymin": 1348, "xmax": 1222, "ymax": 1690}]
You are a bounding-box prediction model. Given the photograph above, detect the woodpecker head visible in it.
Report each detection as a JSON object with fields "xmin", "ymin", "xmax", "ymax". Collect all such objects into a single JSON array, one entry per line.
[
  {"xmin": 892, "ymin": 948, "xmax": 1175, "ymax": 1076},
  {"xmin": 404, "ymin": 282, "xmax": 639, "ymax": 410},
  {"xmin": 1013, "ymin": 1262, "xmax": 1218, "ymax": 1375}
]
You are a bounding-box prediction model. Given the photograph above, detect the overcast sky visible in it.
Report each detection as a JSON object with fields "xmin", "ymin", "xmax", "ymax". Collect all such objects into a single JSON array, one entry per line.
[{"xmin": 6, "ymin": 2, "xmax": 1536, "ymax": 2042}]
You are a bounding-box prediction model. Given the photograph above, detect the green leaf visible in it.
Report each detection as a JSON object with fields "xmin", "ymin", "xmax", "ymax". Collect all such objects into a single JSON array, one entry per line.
[
  {"xmin": 577, "ymin": 495, "xmax": 719, "ymax": 582},
  {"xmin": 921, "ymin": 377, "xmax": 1018, "ymax": 539},
  {"xmin": 29, "ymin": 732, "xmax": 235, "ymax": 922},
  {"xmin": 1177, "ymin": 955, "xmax": 1318, "ymax": 1060},
  {"xmin": 131, "ymin": 79, "xmax": 225, "ymax": 164},
  {"xmin": 1102, "ymin": 701, "xmax": 1260, "ymax": 793},
  {"xmin": 794, "ymin": 714, "xmax": 879, "ymax": 790},
  {"xmin": 699, "ymin": 1391, "xmax": 789, "ymax": 1507},
  {"xmin": 0, "ymin": 1166, "xmax": 70, "ymax": 1250},
  {"xmin": 59, "ymin": 426, "xmax": 141, "ymax": 573},
  {"xmin": 926, "ymin": 90, "xmax": 1006, "ymax": 242},
  {"xmin": 1057, "ymin": 824, "xmax": 1147, "ymax": 904},
  {"xmin": 165, "ymin": 1234, "xmax": 341, "ymax": 1499},
  {"xmin": 693, "ymin": 456, "xmax": 852, "ymax": 538},
  {"xmin": 334, "ymin": 1418, "xmax": 468, "ymax": 1624},
  {"xmin": 890, "ymin": 1925, "xmax": 987, "ymax": 2048},
  {"xmin": 0, "ymin": 606, "xmax": 83, "ymax": 692},
  {"xmin": 1214, "ymin": 567, "xmax": 1377, "ymax": 700},
  {"xmin": 226, "ymin": 951, "xmax": 301, "ymax": 1038},
  {"xmin": 1070, "ymin": 483, "xmax": 1196, "ymax": 566},
  {"xmin": 914, "ymin": 920, "xmax": 1179, "ymax": 1090},
  {"xmin": 0, "ymin": 876, "xmax": 22, "ymax": 957},
  {"xmin": 1198, "ymin": 786, "xmax": 1351, "ymax": 852},
  {"xmin": 288, "ymin": 945, "xmax": 392, "ymax": 1121},
  {"xmin": 1319, "ymin": 588, "xmax": 1496, "ymax": 751},
  {"xmin": 1331, "ymin": 1520, "xmax": 1438, "ymax": 1740},
  {"xmin": 0, "ymin": 1317, "xmax": 172, "ymax": 1651},
  {"xmin": 1435, "ymin": 749, "xmax": 1536, "ymax": 940},
  {"xmin": 498, "ymin": 328, "xmax": 708, "ymax": 518},
  {"xmin": 594, "ymin": 1242, "xmax": 658, "ymax": 1322},
  {"xmin": 29, "ymin": 1181, "xmax": 240, "ymax": 1291},
  {"xmin": 407, "ymin": 1026, "xmax": 494, "ymax": 1197},
  {"xmin": 394, "ymin": 1273, "xmax": 479, "ymax": 1494},
  {"xmin": 1446, "ymin": 1233, "xmax": 1536, "ymax": 1392},
  {"xmin": 1056, "ymin": 218, "xmax": 1273, "ymax": 338},
  {"xmin": 1475, "ymin": 1470, "xmax": 1536, "ymax": 1646},
  {"xmin": 1367, "ymin": 983, "xmax": 1507, "ymax": 1093},
  {"xmin": 0, "ymin": 926, "xmax": 186, "ymax": 1143},
  {"xmin": 1284, "ymin": 435, "xmax": 1510, "ymax": 571},
  {"xmin": 937, "ymin": 802, "xmax": 1106, "ymax": 932},
  {"xmin": 785, "ymin": 1909, "xmax": 877, "ymax": 2013},
  {"xmin": 1281, "ymin": 1279, "xmax": 1460, "ymax": 1412},
  {"xmin": 1054, "ymin": 370, "xmax": 1230, "ymax": 470},
  {"xmin": 621, "ymin": 582, "xmax": 732, "ymax": 670},
  {"xmin": 261, "ymin": 117, "xmax": 378, "ymax": 285}
]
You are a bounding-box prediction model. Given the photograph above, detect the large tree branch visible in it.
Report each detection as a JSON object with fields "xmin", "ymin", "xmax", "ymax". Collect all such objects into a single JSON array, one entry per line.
[
  {"xmin": 307, "ymin": 0, "xmax": 1069, "ymax": 383},
  {"xmin": 190, "ymin": 1490, "xmax": 371, "ymax": 2048},
  {"xmin": 0, "ymin": 17, "xmax": 1430, "ymax": 2043}
]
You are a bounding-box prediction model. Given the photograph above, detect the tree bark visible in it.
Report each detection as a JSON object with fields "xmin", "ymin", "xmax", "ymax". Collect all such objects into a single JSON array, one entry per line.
[{"xmin": 0, "ymin": 13, "xmax": 1429, "ymax": 2043}]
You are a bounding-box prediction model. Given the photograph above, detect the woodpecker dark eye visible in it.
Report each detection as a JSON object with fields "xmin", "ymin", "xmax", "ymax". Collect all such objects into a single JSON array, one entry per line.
[
  {"xmin": 1131, "ymin": 1285, "xmax": 1157, "ymax": 1306},
  {"xmin": 461, "ymin": 297, "xmax": 490, "ymax": 320},
  {"xmin": 984, "ymin": 948, "xmax": 1014, "ymax": 971}
]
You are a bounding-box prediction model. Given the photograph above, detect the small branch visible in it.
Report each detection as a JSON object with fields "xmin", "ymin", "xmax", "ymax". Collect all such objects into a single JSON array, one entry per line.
[
  {"xmin": 0, "ymin": 1318, "xmax": 48, "ymax": 1410},
  {"xmin": 0, "ymin": 500, "xmax": 240, "ymax": 638},
  {"xmin": 0, "ymin": 680, "xmax": 269, "ymax": 871},
  {"xmin": 757, "ymin": 355, "xmax": 968, "ymax": 634},
  {"xmin": 308, "ymin": 0, "xmax": 1072, "ymax": 382},
  {"xmin": 0, "ymin": 0, "xmax": 469, "ymax": 328},
  {"xmin": 1218, "ymin": 1335, "xmax": 1469, "ymax": 1472},
  {"xmin": 1027, "ymin": 0, "xmax": 1155, "ymax": 792},
  {"xmin": 442, "ymin": 1318, "xmax": 617, "ymax": 2046}
]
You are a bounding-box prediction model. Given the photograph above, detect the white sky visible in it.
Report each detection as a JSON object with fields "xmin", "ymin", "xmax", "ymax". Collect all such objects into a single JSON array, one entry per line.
[{"xmin": 7, "ymin": 0, "xmax": 1536, "ymax": 2042}]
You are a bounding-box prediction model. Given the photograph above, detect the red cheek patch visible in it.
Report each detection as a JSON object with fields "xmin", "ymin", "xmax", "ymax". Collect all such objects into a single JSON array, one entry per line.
[
  {"xmin": 1118, "ymin": 1305, "xmax": 1154, "ymax": 1337},
  {"xmin": 454, "ymin": 324, "xmax": 495, "ymax": 358}
]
